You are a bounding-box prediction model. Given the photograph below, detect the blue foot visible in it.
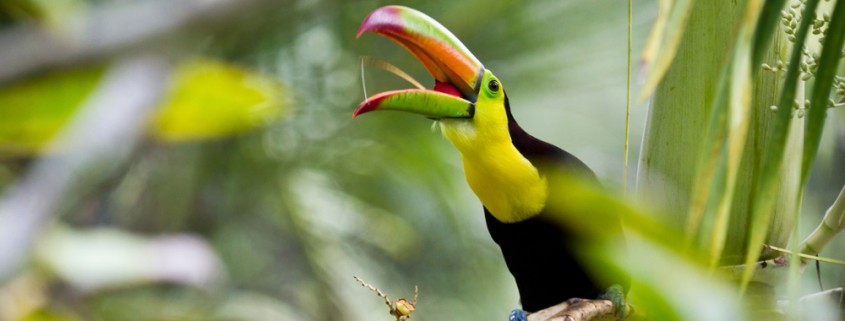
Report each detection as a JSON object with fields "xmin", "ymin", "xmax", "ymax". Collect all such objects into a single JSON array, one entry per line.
[
  {"xmin": 598, "ymin": 284, "xmax": 626, "ymax": 321},
  {"xmin": 508, "ymin": 309, "xmax": 528, "ymax": 321}
]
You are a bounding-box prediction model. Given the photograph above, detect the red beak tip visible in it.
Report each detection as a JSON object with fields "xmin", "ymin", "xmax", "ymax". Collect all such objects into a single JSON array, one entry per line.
[
  {"xmin": 357, "ymin": 6, "xmax": 405, "ymax": 40},
  {"xmin": 355, "ymin": 25, "xmax": 368, "ymax": 39},
  {"xmin": 352, "ymin": 102, "xmax": 376, "ymax": 119},
  {"xmin": 356, "ymin": 8, "xmax": 379, "ymax": 39}
]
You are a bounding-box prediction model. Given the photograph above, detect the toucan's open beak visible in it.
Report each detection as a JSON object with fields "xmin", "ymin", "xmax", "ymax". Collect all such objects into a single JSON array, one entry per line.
[{"xmin": 353, "ymin": 5, "xmax": 485, "ymax": 119}]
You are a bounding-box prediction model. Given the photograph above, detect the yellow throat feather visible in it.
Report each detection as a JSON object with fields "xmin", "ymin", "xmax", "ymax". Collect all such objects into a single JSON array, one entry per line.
[{"xmin": 438, "ymin": 73, "xmax": 547, "ymax": 223}]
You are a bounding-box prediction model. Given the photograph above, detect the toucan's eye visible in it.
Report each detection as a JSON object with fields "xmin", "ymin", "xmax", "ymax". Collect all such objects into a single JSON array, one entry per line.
[{"xmin": 488, "ymin": 79, "xmax": 500, "ymax": 92}]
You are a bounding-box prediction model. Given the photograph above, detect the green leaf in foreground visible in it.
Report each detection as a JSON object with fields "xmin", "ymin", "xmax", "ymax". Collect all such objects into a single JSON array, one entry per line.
[{"xmin": 544, "ymin": 172, "xmax": 747, "ymax": 321}]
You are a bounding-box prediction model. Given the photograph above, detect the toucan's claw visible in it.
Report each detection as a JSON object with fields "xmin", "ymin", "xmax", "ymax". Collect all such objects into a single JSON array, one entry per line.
[
  {"xmin": 508, "ymin": 309, "xmax": 528, "ymax": 321},
  {"xmin": 598, "ymin": 284, "xmax": 626, "ymax": 321}
]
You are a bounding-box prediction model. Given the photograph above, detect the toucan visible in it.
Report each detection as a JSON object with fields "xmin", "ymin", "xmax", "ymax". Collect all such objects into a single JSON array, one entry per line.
[{"xmin": 352, "ymin": 5, "xmax": 628, "ymax": 318}]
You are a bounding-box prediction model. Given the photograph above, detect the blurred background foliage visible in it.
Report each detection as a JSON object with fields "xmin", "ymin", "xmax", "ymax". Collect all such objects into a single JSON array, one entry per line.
[{"xmin": 0, "ymin": 0, "xmax": 843, "ymax": 321}]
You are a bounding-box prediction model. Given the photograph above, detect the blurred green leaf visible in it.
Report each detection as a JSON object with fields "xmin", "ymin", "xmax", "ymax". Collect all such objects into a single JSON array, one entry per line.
[
  {"xmin": 545, "ymin": 172, "xmax": 748, "ymax": 320},
  {"xmin": 591, "ymin": 235, "xmax": 748, "ymax": 321},
  {"xmin": 151, "ymin": 58, "xmax": 289, "ymax": 143},
  {"xmin": 0, "ymin": 66, "xmax": 106, "ymax": 157},
  {"xmin": 545, "ymin": 171, "xmax": 686, "ymax": 256},
  {"xmin": 0, "ymin": 58, "xmax": 288, "ymax": 157}
]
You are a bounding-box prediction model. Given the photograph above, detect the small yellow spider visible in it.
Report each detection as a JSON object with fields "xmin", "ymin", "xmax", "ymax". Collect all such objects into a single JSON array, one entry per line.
[{"xmin": 354, "ymin": 276, "xmax": 419, "ymax": 321}]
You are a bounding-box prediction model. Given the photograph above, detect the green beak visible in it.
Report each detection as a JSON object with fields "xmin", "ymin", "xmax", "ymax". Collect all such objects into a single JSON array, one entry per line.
[{"xmin": 352, "ymin": 5, "xmax": 485, "ymax": 119}]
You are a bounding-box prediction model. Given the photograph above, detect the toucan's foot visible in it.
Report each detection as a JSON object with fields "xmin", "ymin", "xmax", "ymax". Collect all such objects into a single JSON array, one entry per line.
[
  {"xmin": 508, "ymin": 309, "xmax": 528, "ymax": 321},
  {"xmin": 598, "ymin": 284, "xmax": 626, "ymax": 321}
]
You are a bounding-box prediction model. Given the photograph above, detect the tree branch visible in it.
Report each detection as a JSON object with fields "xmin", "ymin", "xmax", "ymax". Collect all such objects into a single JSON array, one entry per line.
[{"xmin": 527, "ymin": 298, "xmax": 639, "ymax": 321}]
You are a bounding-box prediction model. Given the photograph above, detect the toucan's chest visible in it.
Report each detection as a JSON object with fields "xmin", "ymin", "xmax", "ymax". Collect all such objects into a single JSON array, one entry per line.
[
  {"xmin": 438, "ymin": 102, "xmax": 549, "ymax": 223},
  {"xmin": 452, "ymin": 137, "xmax": 548, "ymax": 223},
  {"xmin": 441, "ymin": 107, "xmax": 548, "ymax": 223}
]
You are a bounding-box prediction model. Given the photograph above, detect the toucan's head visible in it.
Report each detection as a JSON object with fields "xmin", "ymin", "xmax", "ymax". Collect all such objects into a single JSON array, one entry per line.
[
  {"xmin": 353, "ymin": 6, "xmax": 549, "ymax": 223},
  {"xmin": 353, "ymin": 5, "xmax": 511, "ymax": 149}
]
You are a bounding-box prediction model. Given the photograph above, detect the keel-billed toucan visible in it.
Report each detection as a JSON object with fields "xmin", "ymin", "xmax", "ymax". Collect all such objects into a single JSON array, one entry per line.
[{"xmin": 353, "ymin": 5, "xmax": 628, "ymax": 315}]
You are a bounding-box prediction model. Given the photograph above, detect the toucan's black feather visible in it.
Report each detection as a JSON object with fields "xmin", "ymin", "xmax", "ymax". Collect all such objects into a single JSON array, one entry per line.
[{"xmin": 483, "ymin": 95, "xmax": 628, "ymax": 312}]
